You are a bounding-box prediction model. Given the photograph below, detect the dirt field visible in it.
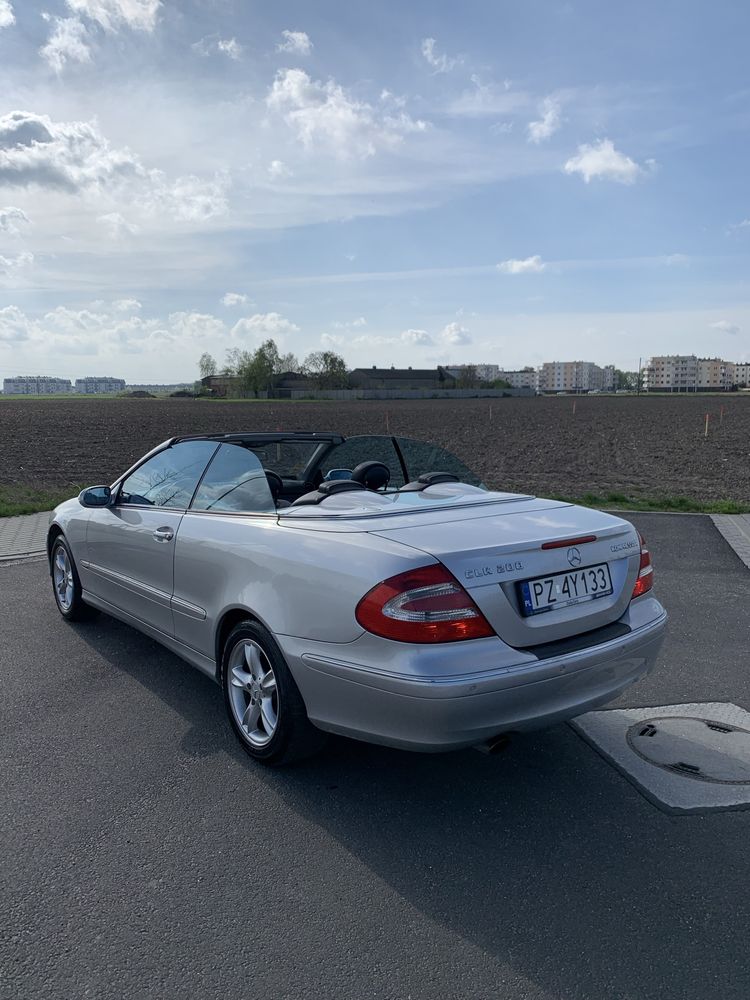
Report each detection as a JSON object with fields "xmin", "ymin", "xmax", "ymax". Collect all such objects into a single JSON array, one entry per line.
[{"xmin": 1, "ymin": 395, "xmax": 749, "ymax": 504}]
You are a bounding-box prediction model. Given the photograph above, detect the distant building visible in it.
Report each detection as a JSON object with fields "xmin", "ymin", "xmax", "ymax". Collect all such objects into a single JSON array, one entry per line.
[
  {"xmin": 538, "ymin": 361, "xmax": 615, "ymax": 393},
  {"xmin": 734, "ymin": 362, "xmax": 750, "ymax": 388},
  {"xmin": 125, "ymin": 383, "xmax": 193, "ymax": 394},
  {"xmin": 75, "ymin": 376, "xmax": 126, "ymax": 394},
  {"xmin": 348, "ymin": 367, "xmax": 457, "ymax": 390},
  {"xmin": 497, "ymin": 368, "xmax": 540, "ymax": 391},
  {"xmin": 644, "ymin": 355, "xmax": 735, "ymax": 392},
  {"xmin": 446, "ymin": 364, "xmax": 501, "ymax": 383},
  {"xmin": 3, "ymin": 376, "xmax": 72, "ymax": 395}
]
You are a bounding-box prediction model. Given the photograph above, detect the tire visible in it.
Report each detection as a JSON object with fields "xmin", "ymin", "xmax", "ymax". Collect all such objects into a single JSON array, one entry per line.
[
  {"xmin": 50, "ymin": 535, "xmax": 99, "ymax": 622},
  {"xmin": 222, "ymin": 620, "xmax": 327, "ymax": 766}
]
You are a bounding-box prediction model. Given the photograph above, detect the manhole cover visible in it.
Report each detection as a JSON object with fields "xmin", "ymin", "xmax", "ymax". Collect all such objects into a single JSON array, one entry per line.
[{"xmin": 626, "ymin": 716, "xmax": 750, "ymax": 784}]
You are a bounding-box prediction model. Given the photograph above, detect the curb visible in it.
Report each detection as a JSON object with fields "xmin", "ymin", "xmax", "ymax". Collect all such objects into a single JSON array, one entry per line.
[{"xmin": 0, "ymin": 549, "xmax": 46, "ymax": 565}]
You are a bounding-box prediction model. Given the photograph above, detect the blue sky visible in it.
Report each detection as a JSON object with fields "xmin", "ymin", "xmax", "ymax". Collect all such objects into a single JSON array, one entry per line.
[{"xmin": 0, "ymin": 0, "xmax": 749, "ymax": 381}]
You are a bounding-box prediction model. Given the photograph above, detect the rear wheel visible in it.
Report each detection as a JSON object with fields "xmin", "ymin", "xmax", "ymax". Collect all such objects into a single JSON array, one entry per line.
[
  {"xmin": 50, "ymin": 535, "xmax": 98, "ymax": 621},
  {"xmin": 222, "ymin": 620, "xmax": 326, "ymax": 765}
]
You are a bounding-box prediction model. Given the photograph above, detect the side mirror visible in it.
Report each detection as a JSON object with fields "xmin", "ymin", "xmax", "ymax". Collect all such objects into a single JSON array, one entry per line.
[{"xmin": 79, "ymin": 485, "xmax": 112, "ymax": 508}]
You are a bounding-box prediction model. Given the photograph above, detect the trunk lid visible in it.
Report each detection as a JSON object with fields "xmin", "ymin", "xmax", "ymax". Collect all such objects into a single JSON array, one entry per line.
[{"xmin": 371, "ymin": 500, "xmax": 641, "ymax": 647}]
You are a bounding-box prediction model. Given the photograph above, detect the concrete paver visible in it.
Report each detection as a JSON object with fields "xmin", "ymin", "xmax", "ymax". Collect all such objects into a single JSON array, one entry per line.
[{"xmin": 0, "ymin": 511, "xmax": 51, "ymax": 561}]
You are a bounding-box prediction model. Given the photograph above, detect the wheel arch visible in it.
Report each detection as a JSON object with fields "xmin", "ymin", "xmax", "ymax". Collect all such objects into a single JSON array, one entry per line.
[
  {"xmin": 47, "ymin": 523, "xmax": 64, "ymax": 567},
  {"xmin": 214, "ymin": 606, "xmax": 265, "ymax": 680}
]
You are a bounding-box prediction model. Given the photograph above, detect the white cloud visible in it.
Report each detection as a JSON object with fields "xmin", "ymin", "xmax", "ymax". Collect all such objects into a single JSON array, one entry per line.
[
  {"xmin": 167, "ymin": 310, "xmax": 225, "ymax": 341},
  {"xmin": 266, "ymin": 69, "xmax": 428, "ymax": 159},
  {"xmin": 277, "ymin": 30, "xmax": 312, "ymax": 55},
  {"xmin": 0, "ymin": 206, "xmax": 29, "ymax": 235},
  {"xmin": 217, "ymin": 37, "xmax": 242, "ymax": 60},
  {"xmin": 0, "ymin": 249, "xmax": 33, "ymax": 274},
  {"xmin": 710, "ymin": 320, "xmax": 740, "ymax": 336},
  {"xmin": 65, "ymin": 0, "xmax": 161, "ymax": 33},
  {"xmin": 563, "ymin": 138, "xmax": 644, "ymax": 184},
  {"xmin": 332, "ymin": 316, "xmax": 367, "ymax": 329},
  {"xmin": 0, "ymin": 305, "xmax": 31, "ymax": 342},
  {"xmin": 222, "ymin": 292, "xmax": 248, "ymax": 307},
  {"xmin": 527, "ymin": 97, "xmax": 561, "ymax": 143},
  {"xmin": 231, "ymin": 312, "xmax": 300, "ymax": 340},
  {"xmin": 440, "ymin": 321, "xmax": 471, "ymax": 345},
  {"xmin": 112, "ymin": 297, "xmax": 141, "ymax": 312},
  {"xmin": 268, "ymin": 159, "xmax": 292, "ymax": 180},
  {"xmin": 163, "ymin": 172, "xmax": 229, "ymax": 221},
  {"xmin": 321, "ymin": 333, "xmax": 345, "ymax": 347},
  {"xmin": 497, "ymin": 255, "xmax": 546, "ymax": 274},
  {"xmin": 97, "ymin": 212, "xmax": 139, "ymax": 237},
  {"xmin": 0, "ymin": 110, "xmax": 145, "ymax": 193},
  {"xmin": 193, "ymin": 35, "xmax": 243, "ymax": 60},
  {"xmin": 401, "ymin": 328, "xmax": 433, "ymax": 345},
  {"xmin": 0, "ymin": 111, "xmax": 228, "ymax": 223},
  {"xmin": 40, "ymin": 16, "xmax": 91, "ymax": 72},
  {"xmin": 421, "ymin": 38, "xmax": 460, "ymax": 73},
  {"xmin": 0, "ymin": 1, "xmax": 14, "ymax": 29}
]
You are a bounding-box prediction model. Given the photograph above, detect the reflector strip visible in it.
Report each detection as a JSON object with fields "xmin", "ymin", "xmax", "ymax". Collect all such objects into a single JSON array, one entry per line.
[{"xmin": 541, "ymin": 535, "xmax": 597, "ymax": 550}]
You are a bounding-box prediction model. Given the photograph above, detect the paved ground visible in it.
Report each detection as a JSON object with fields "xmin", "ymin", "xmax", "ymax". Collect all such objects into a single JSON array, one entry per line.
[
  {"xmin": 711, "ymin": 513, "xmax": 750, "ymax": 569},
  {"xmin": 0, "ymin": 511, "xmax": 49, "ymax": 561},
  {"xmin": 1, "ymin": 513, "xmax": 749, "ymax": 1000}
]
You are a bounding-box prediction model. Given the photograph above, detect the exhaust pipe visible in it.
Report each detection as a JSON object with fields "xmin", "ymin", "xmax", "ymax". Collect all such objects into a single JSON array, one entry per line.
[{"xmin": 474, "ymin": 733, "xmax": 512, "ymax": 755}]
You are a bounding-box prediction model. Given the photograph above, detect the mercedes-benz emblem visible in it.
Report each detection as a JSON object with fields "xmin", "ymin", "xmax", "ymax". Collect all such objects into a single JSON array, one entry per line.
[{"xmin": 567, "ymin": 546, "xmax": 582, "ymax": 567}]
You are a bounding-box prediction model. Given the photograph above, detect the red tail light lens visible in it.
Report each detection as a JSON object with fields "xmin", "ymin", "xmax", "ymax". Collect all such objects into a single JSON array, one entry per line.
[
  {"xmin": 356, "ymin": 564, "xmax": 495, "ymax": 643},
  {"xmin": 631, "ymin": 533, "xmax": 654, "ymax": 599}
]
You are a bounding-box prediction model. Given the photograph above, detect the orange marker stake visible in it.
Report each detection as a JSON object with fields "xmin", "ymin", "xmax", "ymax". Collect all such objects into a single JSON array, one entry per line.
[
  {"xmin": 705, "ymin": 413, "xmax": 710, "ymax": 438},
  {"xmin": 572, "ymin": 400, "xmax": 577, "ymax": 415}
]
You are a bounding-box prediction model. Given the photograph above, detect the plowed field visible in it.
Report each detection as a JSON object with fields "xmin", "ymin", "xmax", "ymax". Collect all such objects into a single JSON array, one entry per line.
[{"xmin": 1, "ymin": 395, "xmax": 749, "ymax": 503}]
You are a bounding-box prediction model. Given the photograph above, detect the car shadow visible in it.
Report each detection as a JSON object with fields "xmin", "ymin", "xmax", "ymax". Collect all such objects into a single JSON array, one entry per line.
[{"xmin": 72, "ymin": 613, "xmax": 749, "ymax": 1000}]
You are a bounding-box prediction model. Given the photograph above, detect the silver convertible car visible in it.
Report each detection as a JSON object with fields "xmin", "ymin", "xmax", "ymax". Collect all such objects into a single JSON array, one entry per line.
[{"xmin": 48, "ymin": 431, "xmax": 667, "ymax": 764}]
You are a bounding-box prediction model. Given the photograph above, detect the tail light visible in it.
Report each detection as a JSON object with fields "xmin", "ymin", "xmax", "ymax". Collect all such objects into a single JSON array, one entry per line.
[
  {"xmin": 631, "ymin": 533, "xmax": 654, "ymax": 599},
  {"xmin": 356, "ymin": 563, "xmax": 495, "ymax": 643}
]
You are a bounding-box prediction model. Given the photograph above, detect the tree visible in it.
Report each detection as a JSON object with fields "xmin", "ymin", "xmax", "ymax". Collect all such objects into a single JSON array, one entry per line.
[
  {"xmin": 198, "ymin": 352, "xmax": 217, "ymax": 379},
  {"xmin": 238, "ymin": 339, "xmax": 281, "ymax": 396},
  {"xmin": 278, "ymin": 352, "xmax": 302, "ymax": 374},
  {"xmin": 303, "ymin": 350, "xmax": 349, "ymax": 389},
  {"xmin": 222, "ymin": 347, "xmax": 251, "ymax": 375},
  {"xmin": 615, "ymin": 369, "xmax": 639, "ymax": 391},
  {"xmin": 490, "ymin": 378, "xmax": 512, "ymax": 389},
  {"xmin": 455, "ymin": 364, "xmax": 479, "ymax": 389}
]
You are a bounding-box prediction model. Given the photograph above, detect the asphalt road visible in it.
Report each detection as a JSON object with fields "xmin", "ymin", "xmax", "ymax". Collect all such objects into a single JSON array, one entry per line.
[{"xmin": 2, "ymin": 513, "xmax": 749, "ymax": 1000}]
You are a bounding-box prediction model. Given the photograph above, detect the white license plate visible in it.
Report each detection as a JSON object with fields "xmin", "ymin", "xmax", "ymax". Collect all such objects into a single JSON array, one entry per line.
[{"xmin": 519, "ymin": 563, "xmax": 613, "ymax": 616}]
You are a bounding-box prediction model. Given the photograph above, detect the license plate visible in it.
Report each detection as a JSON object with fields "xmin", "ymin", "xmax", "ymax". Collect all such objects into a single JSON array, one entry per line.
[{"xmin": 518, "ymin": 563, "xmax": 613, "ymax": 616}]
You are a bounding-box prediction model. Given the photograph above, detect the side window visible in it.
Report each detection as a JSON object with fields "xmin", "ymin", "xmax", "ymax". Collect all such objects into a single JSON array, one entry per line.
[
  {"xmin": 119, "ymin": 441, "xmax": 218, "ymax": 509},
  {"xmin": 191, "ymin": 444, "xmax": 276, "ymax": 513},
  {"xmin": 319, "ymin": 436, "xmax": 405, "ymax": 489},
  {"xmin": 396, "ymin": 437, "xmax": 484, "ymax": 488}
]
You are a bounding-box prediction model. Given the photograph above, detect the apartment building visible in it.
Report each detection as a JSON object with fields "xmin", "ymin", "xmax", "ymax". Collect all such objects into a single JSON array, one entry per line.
[
  {"xmin": 644, "ymin": 355, "xmax": 736, "ymax": 391},
  {"xmin": 74, "ymin": 376, "xmax": 126, "ymax": 394},
  {"xmin": 734, "ymin": 363, "xmax": 750, "ymax": 388},
  {"xmin": 497, "ymin": 368, "xmax": 540, "ymax": 391},
  {"xmin": 538, "ymin": 361, "xmax": 615, "ymax": 393},
  {"xmin": 3, "ymin": 376, "xmax": 72, "ymax": 395}
]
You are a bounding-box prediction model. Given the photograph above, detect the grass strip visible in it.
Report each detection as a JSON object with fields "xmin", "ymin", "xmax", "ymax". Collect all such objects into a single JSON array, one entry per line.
[{"xmin": 550, "ymin": 492, "xmax": 750, "ymax": 514}]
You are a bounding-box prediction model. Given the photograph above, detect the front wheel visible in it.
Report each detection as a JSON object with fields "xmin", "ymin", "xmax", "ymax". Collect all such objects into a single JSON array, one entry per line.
[
  {"xmin": 50, "ymin": 535, "xmax": 98, "ymax": 621},
  {"xmin": 222, "ymin": 621, "xmax": 326, "ymax": 765}
]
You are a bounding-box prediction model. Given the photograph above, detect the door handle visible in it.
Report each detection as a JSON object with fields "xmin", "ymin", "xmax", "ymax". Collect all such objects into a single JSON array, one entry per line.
[{"xmin": 153, "ymin": 526, "xmax": 174, "ymax": 542}]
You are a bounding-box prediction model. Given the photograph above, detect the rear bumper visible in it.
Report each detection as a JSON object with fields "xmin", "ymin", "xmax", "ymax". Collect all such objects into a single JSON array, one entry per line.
[{"xmin": 280, "ymin": 604, "xmax": 668, "ymax": 752}]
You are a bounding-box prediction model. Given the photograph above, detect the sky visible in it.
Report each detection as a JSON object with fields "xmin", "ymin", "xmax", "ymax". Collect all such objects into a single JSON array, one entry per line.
[{"xmin": 1, "ymin": 0, "xmax": 749, "ymax": 382}]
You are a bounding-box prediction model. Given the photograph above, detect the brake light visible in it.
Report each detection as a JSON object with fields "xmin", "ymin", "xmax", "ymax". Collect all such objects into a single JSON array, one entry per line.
[
  {"xmin": 631, "ymin": 533, "xmax": 654, "ymax": 599},
  {"xmin": 356, "ymin": 564, "xmax": 495, "ymax": 643}
]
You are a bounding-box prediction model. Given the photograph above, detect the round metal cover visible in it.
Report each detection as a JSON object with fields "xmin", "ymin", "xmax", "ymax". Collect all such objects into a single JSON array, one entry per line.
[{"xmin": 626, "ymin": 716, "xmax": 750, "ymax": 784}]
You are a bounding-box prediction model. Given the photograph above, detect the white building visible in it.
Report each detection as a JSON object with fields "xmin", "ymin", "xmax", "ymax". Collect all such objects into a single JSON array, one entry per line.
[
  {"xmin": 74, "ymin": 376, "xmax": 126, "ymax": 394},
  {"xmin": 644, "ymin": 355, "xmax": 736, "ymax": 391},
  {"xmin": 445, "ymin": 364, "xmax": 501, "ymax": 382},
  {"xmin": 538, "ymin": 361, "xmax": 615, "ymax": 393},
  {"xmin": 497, "ymin": 368, "xmax": 540, "ymax": 391},
  {"xmin": 3, "ymin": 376, "xmax": 72, "ymax": 395},
  {"xmin": 734, "ymin": 363, "xmax": 750, "ymax": 388}
]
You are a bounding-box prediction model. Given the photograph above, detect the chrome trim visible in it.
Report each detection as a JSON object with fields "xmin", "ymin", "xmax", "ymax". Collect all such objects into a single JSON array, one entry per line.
[
  {"xmin": 172, "ymin": 596, "xmax": 207, "ymax": 621},
  {"xmin": 87, "ymin": 561, "xmax": 172, "ymax": 609}
]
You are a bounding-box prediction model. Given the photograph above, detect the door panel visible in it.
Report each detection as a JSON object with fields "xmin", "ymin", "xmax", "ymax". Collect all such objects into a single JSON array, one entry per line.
[{"xmin": 85, "ymin": 507, "xmax": 184, "ymax": 635}]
